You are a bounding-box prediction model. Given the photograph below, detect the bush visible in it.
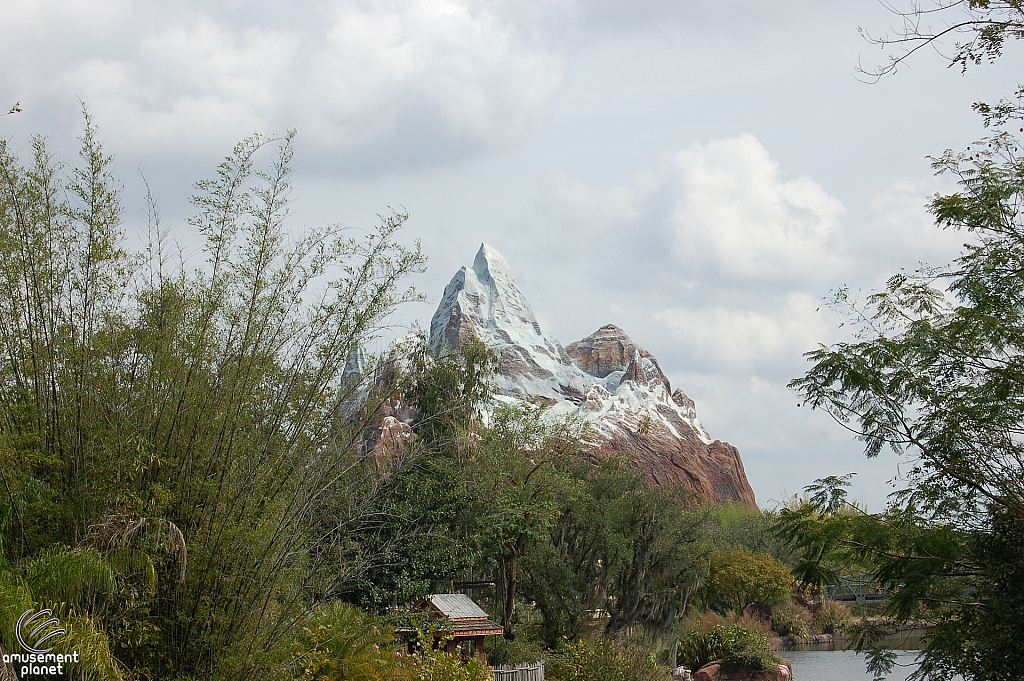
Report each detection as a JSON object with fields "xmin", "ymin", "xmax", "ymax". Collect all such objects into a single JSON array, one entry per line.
[
  {"xmin": 548, "ymin": 638, "xmax": 664, "ymax": 681},
  {"xmin": 292, "ymin": 604, "xmax": 491, "ymax": 681},
  {"xmin": 814, "ymin": 600, "xmax": 851, "ymax": 635},
  {"xmin": 683, "ymin": 610, "xmax": 772, "ymax": 638},
  {"xmin": 484, "ymin": 602, "xmax": 547, "ymax": 666},
  {"xmin": 292, "ymin": 602, "xmax": 400, "ymax": 680},
  {"xmin": 485, "ymin": 633, "xmax": 546, "ymax": 667},
  {"xmin": 405, "ymin": 645, "xmax": 492, "ymax": 681},
  {"xmin": 677, "ymin": 624, "xmax": 780, "ymax": 673},
  {"xmin": 770, "ymin": 603, "xmax": 812, "ymax": 639},
  {"xmin": 703, "ymin": 548, "xmax": 793, "ymax": 613}
]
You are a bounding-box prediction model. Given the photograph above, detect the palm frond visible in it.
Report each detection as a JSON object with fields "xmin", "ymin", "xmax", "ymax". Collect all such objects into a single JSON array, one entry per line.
[
  {"xmin": 83, "ymin": 515, "xmax": 187, "ymax": 582},
  {"xmin": 24, "ymin": 547, "xmax": 117, "ymax": 607},
  {"xmin": 51, "ymin": 608, "xmax": 125, "ymax": 681}
]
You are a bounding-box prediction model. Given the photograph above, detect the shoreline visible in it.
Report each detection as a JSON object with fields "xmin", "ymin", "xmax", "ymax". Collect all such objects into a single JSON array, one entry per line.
[{"xmin": 771, "ymin": 622, "xmax": 933, "ymax": 651}]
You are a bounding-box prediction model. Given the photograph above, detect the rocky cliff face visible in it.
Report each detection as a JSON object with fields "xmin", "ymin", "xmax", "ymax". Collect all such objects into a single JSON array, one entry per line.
[{"xmin": 428, "ymin": 244, "xmax": 756, "ymax": 508}]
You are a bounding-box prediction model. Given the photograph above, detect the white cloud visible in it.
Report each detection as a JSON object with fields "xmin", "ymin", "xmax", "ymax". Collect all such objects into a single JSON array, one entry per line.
[
  {"xmin": 541, "ymin": 133, "xmax": 851, "ymax": 287},
  {"xmin": 665, "ymin": 134, "xmax": 850, "ymax": 283},
  {"xmin": 855, "ymin": 176, "xmax": 965, "ymax": 269},
  {"xmin": 653, "ymin": 292, "xmax": 832, "ymax": 373},
  {"xmin": 2, "ymin": 0, "xmax": 564, "ymax": 169}
]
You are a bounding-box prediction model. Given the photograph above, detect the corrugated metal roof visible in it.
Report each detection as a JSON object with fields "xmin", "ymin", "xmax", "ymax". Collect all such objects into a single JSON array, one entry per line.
[{"xmin": 428, "ymin": 593, "xmax": 490, "ymax": 620}]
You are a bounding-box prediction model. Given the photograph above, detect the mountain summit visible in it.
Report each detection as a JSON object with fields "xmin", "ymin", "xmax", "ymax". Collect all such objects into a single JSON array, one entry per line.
[{"xmin": 430, "ymin": 244, "xmax": 756, "ymax": 507}]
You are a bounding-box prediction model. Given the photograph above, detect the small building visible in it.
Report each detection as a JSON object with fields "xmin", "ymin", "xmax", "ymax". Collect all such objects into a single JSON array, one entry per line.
[{"xmin": 411, "ymin": 593, "xmax": 504, "ymax": 662}]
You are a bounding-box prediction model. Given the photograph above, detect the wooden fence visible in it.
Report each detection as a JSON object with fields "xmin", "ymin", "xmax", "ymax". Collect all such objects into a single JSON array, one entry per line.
[{"xmin": 491, "ymin": 660, "xmax": 544, "ymax": 681}]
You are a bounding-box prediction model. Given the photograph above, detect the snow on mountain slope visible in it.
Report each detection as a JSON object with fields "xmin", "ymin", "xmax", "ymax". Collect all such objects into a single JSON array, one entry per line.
[
  {"xmin": 429, "ymin": 244, "xmax": 756, "ymax": 507},
  {"xmin": 429, "ymin": 244, "xmax": 591, "ymax": 401}
]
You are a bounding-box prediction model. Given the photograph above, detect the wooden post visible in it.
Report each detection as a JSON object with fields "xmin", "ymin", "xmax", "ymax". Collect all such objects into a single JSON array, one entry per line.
[{"xmin": 475, "ymin": 637, "xmax": 486, "ymax": 662}]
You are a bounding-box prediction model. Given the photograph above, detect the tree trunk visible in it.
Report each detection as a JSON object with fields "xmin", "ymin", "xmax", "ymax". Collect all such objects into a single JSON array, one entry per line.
[{"xmin": 500, "ymin": 537, "xmax": 525, "ymax": 633}]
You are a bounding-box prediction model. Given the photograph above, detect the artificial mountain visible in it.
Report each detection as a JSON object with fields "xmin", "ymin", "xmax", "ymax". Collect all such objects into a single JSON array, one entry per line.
[{"xmin": 427, "ymin": 244, "xmax": 756, "ymax": 507}]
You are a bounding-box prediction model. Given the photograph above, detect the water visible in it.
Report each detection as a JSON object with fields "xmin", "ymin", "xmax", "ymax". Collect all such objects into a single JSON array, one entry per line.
[
  {"xmin": 785, "ymin": 649, "xmax": 922, "ymax": 681},
  {"xmin": 781, "ymin": 631, "xmax": 958, "ymax": 681}
]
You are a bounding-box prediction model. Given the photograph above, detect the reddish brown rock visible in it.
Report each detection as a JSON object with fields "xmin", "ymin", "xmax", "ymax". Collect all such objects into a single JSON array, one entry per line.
[
  {"xmin": 694, "ymin": 659, "xmax": 793, "ymax": 681},
  {"xmin": 567, "ymin": 324, "xmax": 670, "ymax": 390},
  {"xmin": 360, "ymin": 394, "xmax": 415, "ymax": 473},
  {"xmin": 593, "ymin": 397, "xmax": 756, "ymax": 508},
  {"xmin": 570, "ymin": 326, "xmax": 755, "ymax": 507}
]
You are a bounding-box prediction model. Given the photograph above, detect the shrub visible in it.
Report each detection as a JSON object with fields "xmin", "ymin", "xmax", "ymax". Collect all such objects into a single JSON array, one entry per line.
[
  {"xmin": 485, "ymin": 634, "xmax": 546, "ymax": 667},
  {"xmin": 682, "ymin": 610, "xmax": 772, "ymax": 638},
  {"xmin": 770, "ymin": 603, "xmax": 812, "ymax": 639},
  {"xmin": 703, "ymin": 548, "xmax": 793, "ymax": 613},
  {"xmin": 405, "ymin": 645, "xmax": 491, "ymax": 681},
  {"xmin": 677, "ymin": 624, "xmax": 780, "ymax": 673},
  {"xmin": 292, "ymin": 604, "xmax": 491, "ymax": 681},
  {"xmin": 814, "ymin": 600, "xmax": 851, "ymax": 635},
  {"xmin": 548, "ymin": 638, "xmax": 664, "ymax": 681},
  {"xmin": 395, "ymin": 627, "xmax": 492, "ymax": 681},
  {"xmin": 292, "ymin": 602, "xmax": 400, "ymax": 680},
  {"xmin": 485, "ymin": 602, "xmax": 547, "ymax": 666}
]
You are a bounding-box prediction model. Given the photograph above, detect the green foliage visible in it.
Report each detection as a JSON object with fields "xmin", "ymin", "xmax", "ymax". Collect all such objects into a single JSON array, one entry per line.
[
  {"xmin": 484, "ymin": 628, "xmax": 546, "ymax": 668},
  {"xmin": 708, "ymin": 505, "xmax": 793, "ymax": 567},
  {"xmin": 291, "ymin": 605, "xmax": 492, "ymax": 681},
  {"xmin": 407, "ymin": 338, "xmax": 496, "ymax": 452},
  {"xmin": 548, "ymin": 638, "xmax": 664, "ymax": 681},
  {"xmin": 785, "ymin": 125, "xmax": 1024, "ymax": 680},
  {"xmin": 677, "ymin": 623, "xmax": 780, "ymax": 674},
  {"xmin": 522, "ymin": 457, "xmax": 706, "ymax": 645},
  {"xmin": 292, "ymin": 602, "xmax": 399, "ymax": 681},
  {"xmin": 469, "ymin": 402, "xmax": 587, "ymax": 632},
  {"xmin": 54, "ymin": 611, "xmax": 125, "ymax": 681},
  {"xmin": 863, "ymin": 1, "xmax": 1024, "ymax": 78},
  {"xmin": 769, "ymin": 603, "xmax": 811, "ymax": 639},
  {"xmin": 24, "ymin": 546, "xmax": 117, "ymax": 605},
  {"xmin": 0, "ymin": 548, "xmax": 124, "ymax": 680},
  {"xmin": 340, "ymin": 339, "xmax": 496, "ymax": 613},
  {"xmin": 702, "ymin": 547, "xmax": 792, "ymax": 613},
  {"xmin": 0, "ymin": 114, "xmax": 427, "ymax": 679},
  {"xmin": 405, "ymin": 643, "xmax": 491, "ymax": 681},
  {"xmin": 813, "ymin": 599, "xmax": 850, "ymax": 635}
]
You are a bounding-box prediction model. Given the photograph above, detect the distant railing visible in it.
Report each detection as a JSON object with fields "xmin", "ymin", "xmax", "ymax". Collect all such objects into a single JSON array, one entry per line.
[
  {"xmin": 491, "ymin": 660, "xmax": 544, "ymax": 681},
  {"xmin": 827, "ymin": 574, "xmax": 888, "ymax": 603}
]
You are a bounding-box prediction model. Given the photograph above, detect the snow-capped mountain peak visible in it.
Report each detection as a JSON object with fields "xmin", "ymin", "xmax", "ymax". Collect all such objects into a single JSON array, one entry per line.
[
  {"xmin": 430, "ymin": 243, "xmax": 583, "ymax": 401},
  {"xmin": 427, "ymin": 244, "xmax": 755, "ymax": 507}
]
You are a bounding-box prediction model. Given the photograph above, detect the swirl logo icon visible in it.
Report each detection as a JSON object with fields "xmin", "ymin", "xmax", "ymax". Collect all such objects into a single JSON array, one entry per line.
[{"xmin": 15, "ymin": 609, "xmax": 65, "ymax": 654}]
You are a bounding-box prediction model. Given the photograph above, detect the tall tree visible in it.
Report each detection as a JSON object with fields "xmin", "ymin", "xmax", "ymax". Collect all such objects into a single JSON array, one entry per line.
[
  {"xmin": 522, "ymin": 456, "xmax": 705, "ymax": 646},
  {"xmin": 468, "ymin": 402, "xmax": 587, "ymax": 634},
  {"xmin": 783, "ymin": 127, "xmax": 1024, "ymax": 680},
  {"xmin": 337, "ymin": 338, "xmax": 496, "ymax": 612}
]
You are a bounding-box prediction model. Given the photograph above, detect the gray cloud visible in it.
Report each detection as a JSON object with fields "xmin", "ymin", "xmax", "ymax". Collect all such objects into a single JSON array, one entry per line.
[{"xmin": 2, "ymin": 0, "xmax": 565, "ymax": 173}]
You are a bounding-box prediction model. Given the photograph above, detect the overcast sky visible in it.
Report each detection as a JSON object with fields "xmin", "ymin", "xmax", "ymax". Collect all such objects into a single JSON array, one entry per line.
[{"xmin": 3, "ymin": 0, "xmax": 1021, "ymax": 509}]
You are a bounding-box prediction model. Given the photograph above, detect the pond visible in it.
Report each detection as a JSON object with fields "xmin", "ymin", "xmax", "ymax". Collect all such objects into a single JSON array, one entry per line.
[
  {"xmin": 785, "ymin": 649, "xmax": 922, "ymax": 681},
  {"xmin": 782, "ymin": 631, "xmax": 957, "ymax": 681}
]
